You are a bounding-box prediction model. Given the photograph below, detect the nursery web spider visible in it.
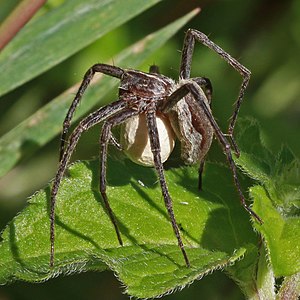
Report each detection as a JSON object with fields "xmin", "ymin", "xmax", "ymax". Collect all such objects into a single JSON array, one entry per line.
[{"xmin": 50, "ymin": 29, "xmax": 262, "ymax": 268}]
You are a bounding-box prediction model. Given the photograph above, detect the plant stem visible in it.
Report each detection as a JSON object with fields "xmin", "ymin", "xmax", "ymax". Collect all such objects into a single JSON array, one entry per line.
[
  {"xmin": 0, "ymin": 0, "xmax": 47, "ymax": 51},
  {"xmin": 277, "ymin": 273, "xmax": 300, "ymax": 300}
]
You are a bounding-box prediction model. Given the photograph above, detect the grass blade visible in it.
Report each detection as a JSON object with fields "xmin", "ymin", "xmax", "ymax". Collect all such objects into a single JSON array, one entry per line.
[{"xmin": 0, "ymin": 0, "xmax": 161, "ymax": 97}]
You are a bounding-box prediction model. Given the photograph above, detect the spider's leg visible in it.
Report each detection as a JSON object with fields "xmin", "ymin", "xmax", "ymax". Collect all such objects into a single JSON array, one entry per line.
[
  {"xmin": 60, "ymin": 64, "xmax": 124, "ymax": 160},
  {"xmin": 192, "ymin": 77, "xmax": 213, "ymax": 105},
  {"xmin": 109, "ymin": 134, "xmax": 123, "ymax": 151},
  {"xmin": 146, "ymin": 109, "xmax": 190, "ymax": 267},
  {"xmin": 197, "ymin": 78, "xmax": 212, "ymax": 190},
  {"xmin": 50, "ymin": 100, "xmax": 125, "ymax": 267},
  {"xmin": 99, "ymin": 109, "xmax": 137, "ymax": 246},
  {"xmin": 168, "ymin": 82, "xmax": 262, "ymax": 224},
  {"xmin": 180, "ymin": 29, "xmax": 251, "ymax": 156},
  {"xmin": 162, "ymin": 77, "xmax": 212, "ymax": 112},
  {"xmin": 198, "ymin": 161, "xmax": 205, "ymax": 191}
]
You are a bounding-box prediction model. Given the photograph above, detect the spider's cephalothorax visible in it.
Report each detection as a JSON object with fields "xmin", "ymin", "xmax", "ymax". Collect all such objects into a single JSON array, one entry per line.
[
  {"xmin": 119, "ymin": 70, "xmax": 177, "ymax": 166},
  {"xmin": 119, "ymin": 69, "xmax": 174, "ymax": 103},
  {"xmin": 50, "ymin": 29, "xmax": 262, "ymax": 269}
]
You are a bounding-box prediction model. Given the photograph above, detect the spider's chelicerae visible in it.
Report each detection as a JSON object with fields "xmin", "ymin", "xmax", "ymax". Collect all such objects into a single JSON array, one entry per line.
[{"xmin": 50, "ymin": 29, "xmax": 262, "ymax": 268}]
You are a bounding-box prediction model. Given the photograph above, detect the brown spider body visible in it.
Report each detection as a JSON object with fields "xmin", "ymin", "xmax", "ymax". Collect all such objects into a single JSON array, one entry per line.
[
  {"xmin": 119, "ymin": 70, "xmax": 177, "ymax": 166},
  {"xmin": 119, "ymin": 69, "xmax": 214, "ymax": 167},
  {"xmin": 50, "ymin": 29, "xmax": 262, "ymax": 269},
  {"xmin": 119, "ymin": 70, "xmax": 174, "ymax": 105},
  {"xmin": 168, "ymin": 80, "xmax": 214, "ymax": 165}
]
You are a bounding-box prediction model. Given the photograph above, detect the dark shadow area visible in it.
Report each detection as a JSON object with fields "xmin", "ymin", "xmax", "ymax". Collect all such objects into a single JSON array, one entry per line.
[
  {"xmin": 8, "ymin": 222, "xmax": 22, "ymax": 266},
  {"xmin": 200, "ymin": 207, "xmax": 241, "ymax": 253},
  {"xmin": 0, "ymin": 267, "xmax": 243, "ymax": 300}
]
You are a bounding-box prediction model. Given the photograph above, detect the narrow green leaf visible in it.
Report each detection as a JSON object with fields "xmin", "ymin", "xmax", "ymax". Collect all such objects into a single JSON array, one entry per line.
[
  {"xmin": 0, "ymin": 0, "xmax": 161, "ymax": 97},
  {"xmin": 0, "ymin": 9, "xmax": 199, "ymax": 177},
  {"xmin": 0, "ymin": 159, "xmax": 256, "ymax": 298}
]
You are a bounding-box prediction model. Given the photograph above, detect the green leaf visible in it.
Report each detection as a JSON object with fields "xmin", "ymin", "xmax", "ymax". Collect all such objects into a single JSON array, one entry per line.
[
  {"xmin": 235, "ymin": 118, "xmax": 300, "ymax": 215},
  {"xmin": 234, "ymin": 118, "xmax": 300, "ymax": 277},
  {"xmin": 0, "ymin": 8, "xmax": 199, "ymax": 177},
  {"xmin": 251, "ymin": 186, "xmax": 300, "ymax": 277},
  {"xmin": 254, "ymin": 243, "xmax": 276, "ymax": 300},
  {"xmin": 228, "ymin": 243, "xmax": 276, "ymax": 300},
  {"xmin": 0, "ymin": 0, "xmax": 161, "ymax": 97},
  {"xmin": 0, "ymin": 159, "xmax": 256, "ymax": 298}
]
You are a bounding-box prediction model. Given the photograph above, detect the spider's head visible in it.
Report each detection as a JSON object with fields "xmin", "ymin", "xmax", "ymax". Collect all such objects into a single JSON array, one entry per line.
[{"xmin": 119, "ymin": 69, "xmax": 174, "ymax": 102}]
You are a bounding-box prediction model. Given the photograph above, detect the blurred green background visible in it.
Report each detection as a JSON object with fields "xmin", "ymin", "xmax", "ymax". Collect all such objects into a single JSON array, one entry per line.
[{"xmin": 0, "ymin": 0, "xmax": 299, "ymax": 299}]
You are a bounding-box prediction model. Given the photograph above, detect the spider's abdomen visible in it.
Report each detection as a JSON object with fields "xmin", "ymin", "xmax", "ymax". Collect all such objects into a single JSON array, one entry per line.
[
  {"xmin": 119, "ymin": 70, "xmax": 174, "ymax": 106},
  {"xmin": 120, "ymin": 113, "xmax": 176, "ymax": 167},
  {"xmin": 168, "ymin": 82, "xmax": 214, "ymax": 165}
]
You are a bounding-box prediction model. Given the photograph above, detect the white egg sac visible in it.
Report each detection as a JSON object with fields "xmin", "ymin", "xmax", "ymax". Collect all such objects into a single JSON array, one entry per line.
[{"xmin": 120, "ymin": 113, "xmax": 176, "ymax": 166}]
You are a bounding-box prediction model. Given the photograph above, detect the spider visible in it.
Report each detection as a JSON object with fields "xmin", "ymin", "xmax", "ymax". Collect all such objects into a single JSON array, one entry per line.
[{"xmin": 50, "ymin": 29, "xmax": 262, "ymax": 269}]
